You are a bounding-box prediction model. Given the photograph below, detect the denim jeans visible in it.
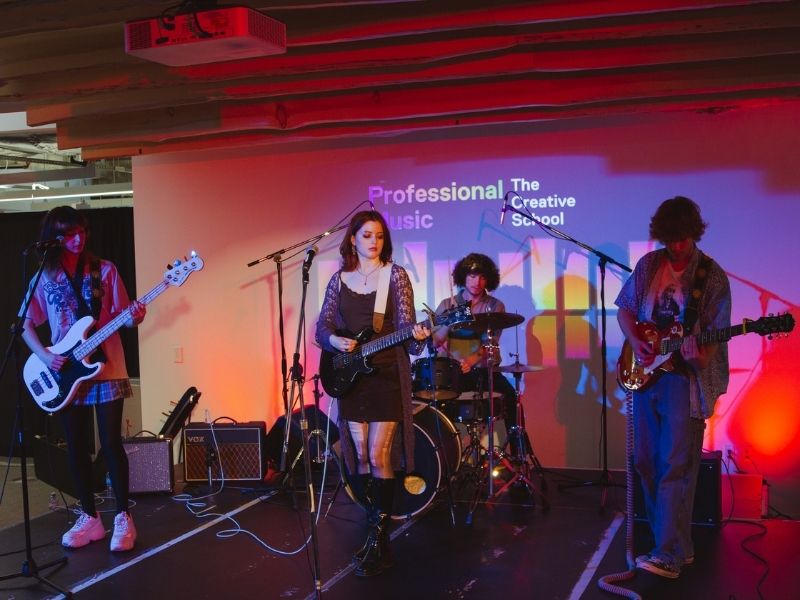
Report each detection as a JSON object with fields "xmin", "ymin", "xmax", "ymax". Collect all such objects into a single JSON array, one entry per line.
[{"xmin": 634, "ymin": 372, "xmax": 705, "ymax": 568}]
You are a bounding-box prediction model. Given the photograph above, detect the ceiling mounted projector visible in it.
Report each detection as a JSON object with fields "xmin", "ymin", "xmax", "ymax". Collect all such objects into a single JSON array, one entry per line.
[{"xmin": 124, "ymin": 6, "xmax": 286, "ymax": 67}]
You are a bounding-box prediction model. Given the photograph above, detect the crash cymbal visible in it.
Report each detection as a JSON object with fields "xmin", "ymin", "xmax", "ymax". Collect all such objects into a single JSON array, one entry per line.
[
  {"xmin": 449, "ymin": 311, "xmax": 524, "ymax": 338},
  {"xmin": 497, "ymin": 363, "xmax": 544, "ymax": 374}
]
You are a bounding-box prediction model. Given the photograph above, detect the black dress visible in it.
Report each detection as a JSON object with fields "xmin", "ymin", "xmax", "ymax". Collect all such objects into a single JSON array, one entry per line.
[{"xmin": 337, "ymin": 281, "xmax": 403, "ymax": 422}]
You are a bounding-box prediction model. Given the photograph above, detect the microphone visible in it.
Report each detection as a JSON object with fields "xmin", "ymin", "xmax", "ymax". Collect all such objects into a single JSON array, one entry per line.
[
  {"xmin": 33, "ymin": 236, "xmax": 65, "ymax": 250},
  {"xmin": 302, "ymin": 245, "xmax": 319, "ymax": 273},
  {"xmin": 499, "ymin": 192, "xmax": 511, "ymax": 225}
]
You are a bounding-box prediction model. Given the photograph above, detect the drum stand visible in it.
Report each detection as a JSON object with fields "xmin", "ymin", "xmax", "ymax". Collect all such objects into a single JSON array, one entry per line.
[
  {"xmin": 462, "ymin": 333, "xmax": 505, "ymax": 523},
  {"xmin": 421, "ymin": 341, "xmax": 459, "ymax": 527},
  {"xmin": 491, "ymin": 356, "xmax": 549, "ymax": 509}
]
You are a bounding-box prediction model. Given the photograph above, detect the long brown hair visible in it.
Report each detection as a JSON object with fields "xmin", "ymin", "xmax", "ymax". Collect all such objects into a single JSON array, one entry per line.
[
  {"xmin": 338, "ymin": 210, "xmax": 393, "ymax": 271},
  {"xmin": 39, "ymin": 205, "xmax": 93, "ymax": 274}
]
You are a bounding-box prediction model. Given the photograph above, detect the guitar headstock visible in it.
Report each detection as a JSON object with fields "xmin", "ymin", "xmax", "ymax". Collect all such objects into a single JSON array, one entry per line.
[
  {"xmin": 747, "ymin": 313, "xmax": 795, "ymax": 337},
  {"xmin": 164, "ymin": 251, "xmax": 204, "ymax": 287},
  {"xmin": 435, "ymin": 303, "xmax": 473, "ymax": 328}
]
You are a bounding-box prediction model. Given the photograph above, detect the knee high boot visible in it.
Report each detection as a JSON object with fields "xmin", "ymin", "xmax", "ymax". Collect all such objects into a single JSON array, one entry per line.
[
  {"xmin": 355, "ymin": 477, "xmax": 395, "ymax": 577},
  {"xmin": 351, "ymin": 474, "xmax": 376, "ymax": 564}
]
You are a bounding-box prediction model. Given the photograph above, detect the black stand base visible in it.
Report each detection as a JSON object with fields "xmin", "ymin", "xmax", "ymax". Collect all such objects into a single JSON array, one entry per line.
[{"xmin": 0, "ymin": 556, "xmax": 73, "ymax": 598}]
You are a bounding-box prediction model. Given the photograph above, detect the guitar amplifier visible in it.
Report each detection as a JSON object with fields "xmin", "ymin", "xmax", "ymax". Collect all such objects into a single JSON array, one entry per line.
[
  {"xmin": 124, "ymin": 436, "xmax": 174, "ymax": 494},
  {"xmin": 184, "ymin": 421, "xmax": 267, "ymax": 482},
  {"xmin": 634, "ymin": 450, "xmax": 721, "ymax": 527}
]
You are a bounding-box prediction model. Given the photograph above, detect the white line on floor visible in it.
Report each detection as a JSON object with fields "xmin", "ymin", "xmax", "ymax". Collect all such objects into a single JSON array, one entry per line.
[
  {"xmin": 52, "ymin": 492, "xmax": 276, "ymax": 599},
  {"xmin": 567, "ymin": 511, "xmax": 626, "ymax": 600},
  {"xmin": 303, "ymin": 516, "xmax": 419, "ymax": 600}
]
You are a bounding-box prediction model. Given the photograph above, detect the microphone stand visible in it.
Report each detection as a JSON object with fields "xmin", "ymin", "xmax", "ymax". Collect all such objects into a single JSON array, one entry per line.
[
  {"xmin": 0, "ymin": 245, "xmax": 72, "ymax": 597},
  {"xmin": 500, "ymin": 194, "xmax": 631, "ymax": 511},
  {"xmin": 290, "ymin": 256, "xmax": 323, "ymax": 599},
  {"xmin": 247, "ymin": 224, "xmax": 347, "ymax": 475},
  {"xmin": 246, "ymin": 203, "xmax": 370, "ymax": 599}
]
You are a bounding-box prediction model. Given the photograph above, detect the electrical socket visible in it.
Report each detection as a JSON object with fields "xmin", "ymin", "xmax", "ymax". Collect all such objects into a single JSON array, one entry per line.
[{"xmin": 725, "ymin": 444, "xmax": 735, "ymax": 459}]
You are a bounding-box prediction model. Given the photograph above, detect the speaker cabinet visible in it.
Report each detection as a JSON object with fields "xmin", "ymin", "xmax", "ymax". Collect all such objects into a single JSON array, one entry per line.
[
  {"xmin": 124, "ymin": 436, "xmax": 174, "ymax": 494},
  {"xmin": 265, "ymin": 406, "xmax": 339, "ymax": 470},
  {"xmin": 634, "ymin": 450, "xmax": 722, "ymax": 527},
  {"xmin": 184, "ymin": 422, "xmax": 267, "ymax": 482},
  {"xmin": 32, "ymin": 435, "xmax": 105, "ymax": 498}
]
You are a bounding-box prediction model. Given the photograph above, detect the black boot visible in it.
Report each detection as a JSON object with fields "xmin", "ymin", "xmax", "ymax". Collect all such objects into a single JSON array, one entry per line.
[
  {"xmin": 350, "ymin": 474, "xmax": 376, "ymax": 564},
  {"xmin": 354, "ymin": 477, "xmax": 395, "ymax": 577}
]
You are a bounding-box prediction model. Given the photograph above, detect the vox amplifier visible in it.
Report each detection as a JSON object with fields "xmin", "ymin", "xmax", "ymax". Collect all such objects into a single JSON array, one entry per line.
[
  {"xmin": 184, "ymin": 421, "xmax": 267, "ymax": 482},
  {"xmin": 124, "ymin": 436, "xmax": 174, "ymax": 494}
]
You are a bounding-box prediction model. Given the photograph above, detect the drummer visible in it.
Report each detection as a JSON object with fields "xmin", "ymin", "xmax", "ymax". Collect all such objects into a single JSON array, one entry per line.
[{"xmin": 432, "ymin": 253, "xmax": 518, "ymax": 440}]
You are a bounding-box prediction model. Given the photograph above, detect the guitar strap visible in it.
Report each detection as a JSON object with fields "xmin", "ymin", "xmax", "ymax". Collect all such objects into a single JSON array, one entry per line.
[
  {"xmin": 683, "ymin": 251, "xmax": 712, "ymax": 334},
  {"xmin": 65, "ymin": 256, "xmax": 106, "ymax": 363},
  {"xmin": 373, "ymin": 264, "xmax": 392, "ymax": 332}
]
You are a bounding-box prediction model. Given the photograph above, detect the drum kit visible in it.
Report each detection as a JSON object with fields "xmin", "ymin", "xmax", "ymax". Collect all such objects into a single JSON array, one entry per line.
[
  {"xmin": 331, "ymin": 310, "xmax": 549, "ymax": 523},
  {"xmin": 407, "ymin": 310, "xmax": 549, "ymax": 523}
]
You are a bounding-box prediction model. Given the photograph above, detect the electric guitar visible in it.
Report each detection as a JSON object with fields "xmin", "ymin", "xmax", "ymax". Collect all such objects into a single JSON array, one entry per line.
[
  {"xmin": 24, "ymin": 252, "xmax": 204, "ymax": 413},
  {"xmin": 319, "ymin": 303, "xmax": 473, "ymax": 398},
  {"xmin": 616, "ymin": 313, "xmax": 794, "ymax": 392}
]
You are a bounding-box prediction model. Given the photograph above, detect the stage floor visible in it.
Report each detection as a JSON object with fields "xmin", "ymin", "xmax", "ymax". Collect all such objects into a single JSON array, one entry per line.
[{"xmin": 1, "ymin": 459, "xmax": 796, "ymax": 600}]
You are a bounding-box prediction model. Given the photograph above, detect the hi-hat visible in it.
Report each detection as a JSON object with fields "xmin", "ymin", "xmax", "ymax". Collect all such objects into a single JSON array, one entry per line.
[
  {"xmin": 497, "ymin": 363, "xmax": 544, "ymax": 374},
  {"xmin": 449, "ymin": 311, "xmax": 524, "ymax": 338}
]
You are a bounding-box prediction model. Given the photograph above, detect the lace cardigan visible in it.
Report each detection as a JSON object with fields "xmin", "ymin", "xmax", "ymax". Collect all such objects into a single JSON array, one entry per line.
[{"xmin": 315, "ymin": 262, "xmax": 425, "ymax": 474}]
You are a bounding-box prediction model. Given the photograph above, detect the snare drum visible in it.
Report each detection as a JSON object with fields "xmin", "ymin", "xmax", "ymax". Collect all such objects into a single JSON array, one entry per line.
[{"xmin": 411, "ymin": 357, "xmax": 461, "ymax": 401}]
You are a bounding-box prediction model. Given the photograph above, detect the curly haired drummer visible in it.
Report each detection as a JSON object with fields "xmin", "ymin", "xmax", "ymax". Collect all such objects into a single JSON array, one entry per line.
[{"xmin": 432, "ymin": 253, "xmax": 518, "ymax": 434}]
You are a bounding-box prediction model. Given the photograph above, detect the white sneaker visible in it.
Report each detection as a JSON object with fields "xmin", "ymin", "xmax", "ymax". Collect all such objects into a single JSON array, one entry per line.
[
  {"xmin": 62, "ymin": 512, "xmax": 105, "ymax": 548},
  {"xmin": 110, "ymin": 512, "xmax": 137, "ymax": 552}
]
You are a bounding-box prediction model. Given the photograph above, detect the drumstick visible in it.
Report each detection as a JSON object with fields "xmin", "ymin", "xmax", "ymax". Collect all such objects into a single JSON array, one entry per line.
[{"xmin": 447, "ymin": 257, "xmax": 455, "ymax": 308}]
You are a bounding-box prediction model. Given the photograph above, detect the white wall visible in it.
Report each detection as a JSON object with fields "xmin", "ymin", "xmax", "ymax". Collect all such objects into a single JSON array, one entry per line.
[{"xmin": 131, "ymin": 104, "xmax": 800, "ymax": 508}]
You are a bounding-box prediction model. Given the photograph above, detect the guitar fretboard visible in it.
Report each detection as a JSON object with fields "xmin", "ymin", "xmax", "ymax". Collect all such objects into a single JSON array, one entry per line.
[
  {"xmin": 332, "ymin": 321, "xmax": 422, "ymax": 370},
  {"xmin": 659, "ymin": 323, "xmax": 745, "ymax": 355},
  {"xmin": 71, "ymin": 280, "xmax": 169, "ymax": 361}
]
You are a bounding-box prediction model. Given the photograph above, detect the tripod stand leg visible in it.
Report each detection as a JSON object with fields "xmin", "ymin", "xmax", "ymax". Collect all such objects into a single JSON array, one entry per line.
[{"xmin": 324, "ymin": 477, "xmax": 345, "ymax": 518}]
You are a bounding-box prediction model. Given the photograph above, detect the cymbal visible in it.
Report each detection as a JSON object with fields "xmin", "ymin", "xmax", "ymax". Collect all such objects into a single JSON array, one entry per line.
[
  {"xmin": 497, "ymin": 363, "xmax": 544, "ymax": 374},
  {"xmin": 449, "ymin": 311, "xmax": 524, "ymax": 338}
]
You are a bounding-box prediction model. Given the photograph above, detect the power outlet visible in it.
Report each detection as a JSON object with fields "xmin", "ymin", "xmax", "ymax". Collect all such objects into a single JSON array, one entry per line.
[{"xmin": 725, "ymin": 444, "xmax": 735, "ymax": 459}]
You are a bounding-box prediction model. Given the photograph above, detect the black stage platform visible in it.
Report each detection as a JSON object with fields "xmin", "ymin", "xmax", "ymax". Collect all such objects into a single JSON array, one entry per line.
[{"xmin": 1, "ymin": 459, "xmax": 796, "ymax": 600}]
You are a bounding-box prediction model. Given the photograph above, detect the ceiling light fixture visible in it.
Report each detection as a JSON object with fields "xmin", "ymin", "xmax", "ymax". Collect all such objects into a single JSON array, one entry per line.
[{"xmin": 0, "ymin": 182, "xmax": 133, "ymax": 203}]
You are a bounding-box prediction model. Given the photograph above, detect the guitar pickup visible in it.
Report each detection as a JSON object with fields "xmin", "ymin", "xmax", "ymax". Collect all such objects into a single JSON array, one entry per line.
[
  {"xmin": 39, "ymin": 371, "xmax": 54, "ymax": 389},
  {"xmin": 31, "ymin": 380, "xmax": 44, "ymax": 396}
]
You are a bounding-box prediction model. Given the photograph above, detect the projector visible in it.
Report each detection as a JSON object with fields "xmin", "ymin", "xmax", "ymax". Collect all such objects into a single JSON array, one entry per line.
[{"xmin": 124, "ymin": 6, "xmax": 286, "ymax": 67}]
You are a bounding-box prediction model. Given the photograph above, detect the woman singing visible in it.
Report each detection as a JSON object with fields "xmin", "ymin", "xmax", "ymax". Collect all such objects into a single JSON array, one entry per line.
[{"xmin": 316, "ymin": 210, "xmax": 430, "ymax": 577}]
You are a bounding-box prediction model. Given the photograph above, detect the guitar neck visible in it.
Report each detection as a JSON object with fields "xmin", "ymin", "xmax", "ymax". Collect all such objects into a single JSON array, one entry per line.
[
  {"xmin": 660, "ymin": 323, "xmax": 745, "ymax": 354},
  {"xmin": 72, "ymin": 280, "xmax": 169, "ymax": 361},
  {"xmin": 358, "ymin": 321, "xmax": 422, "ymax": 358}
]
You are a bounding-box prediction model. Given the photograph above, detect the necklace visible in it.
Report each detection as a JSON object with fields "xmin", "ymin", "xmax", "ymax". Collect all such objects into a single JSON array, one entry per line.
[{"xmin": 356, "ymin": 263, "xmax": 382, "ymax": 286}]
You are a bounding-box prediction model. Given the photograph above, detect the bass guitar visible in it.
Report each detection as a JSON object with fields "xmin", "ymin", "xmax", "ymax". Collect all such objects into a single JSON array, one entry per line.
[
  {"xmin": 319, "ymin": 303, "xmax": 473, "ymax": 398},
  {"xmin": 24, "ymin": 252, "xmax": 204, "ymax": 413},
  {"xmin": 616, "ymin": 313, "xmax": 794, "ymax": 392}
]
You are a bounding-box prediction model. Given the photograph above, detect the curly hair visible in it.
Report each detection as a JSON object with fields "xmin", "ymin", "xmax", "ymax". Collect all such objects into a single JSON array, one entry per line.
[
  {"xmin": 452, "ymin": 252, "xmax": 500, "ymax": 291},
  {"xmin": 649, "ymin": 196, "xmax": 707, "ymax": 243},
  {"xmin": 339, "ymin": 210, "xmax": 393, "ymax": 271}
]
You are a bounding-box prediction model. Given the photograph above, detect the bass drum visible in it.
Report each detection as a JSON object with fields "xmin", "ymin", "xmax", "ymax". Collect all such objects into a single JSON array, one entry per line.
[{"xmin": 341, "ymin": 400, "xmax": 461, "ymax": 520}]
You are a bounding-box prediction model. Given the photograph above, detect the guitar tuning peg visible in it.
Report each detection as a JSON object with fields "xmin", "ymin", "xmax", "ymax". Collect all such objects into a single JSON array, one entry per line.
[
  {"xmin": 190, "ymin": 250, "xmax": 197, "ymax": 258},
  {"xmin": 161, "ymin": 411, "xmax": 170, "ymax": 417},
  {"xmin": 166, "ymin": 264, "xmax": 173, "ymax": 270},
  {"xmin": 173, "ymin": 259, "xmax": 182, "ymax": 267}
]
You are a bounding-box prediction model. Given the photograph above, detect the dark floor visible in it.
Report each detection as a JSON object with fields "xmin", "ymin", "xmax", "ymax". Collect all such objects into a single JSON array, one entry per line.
[{"xmin": 1, "ymin": 452, "xmax": 797, "ymax": 600}]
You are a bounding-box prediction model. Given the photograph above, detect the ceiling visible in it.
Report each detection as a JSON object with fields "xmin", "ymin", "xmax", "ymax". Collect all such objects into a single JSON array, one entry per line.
[{"xmin": 1, "ymin": 0, "xmax": 799, "ymax": 203}]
